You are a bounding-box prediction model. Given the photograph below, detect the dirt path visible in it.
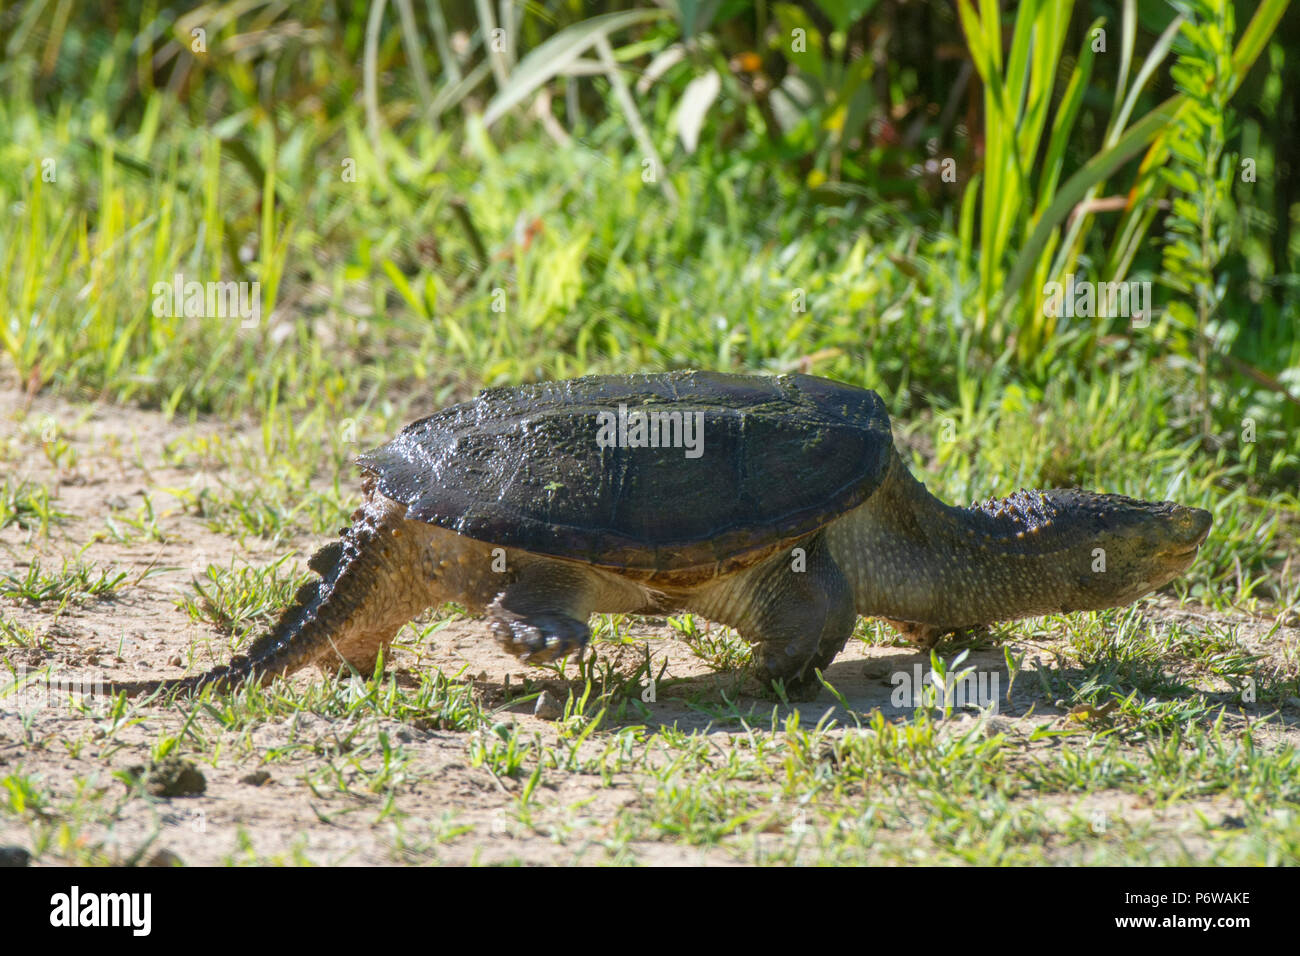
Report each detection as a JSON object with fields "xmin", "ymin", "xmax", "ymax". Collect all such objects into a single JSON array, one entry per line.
[{"xmin": 2, "ymin": 387, "xmax": 1297, "ymax": 865}]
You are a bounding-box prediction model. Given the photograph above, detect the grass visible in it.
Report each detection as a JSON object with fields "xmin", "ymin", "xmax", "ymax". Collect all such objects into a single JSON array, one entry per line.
[
  {"xmin": 175, "ymin": 556, "xmax": 306, "ymax": 646},
  {"xmin": 8, "ymin": 648, "xmax": 1298, "ymax": 865},
  {"xmin": 7, "ymin": 124, "xmax": 1294, "ymax": 605},
  {"xmin": 0, "ymin": 557, "xmax": 126, "ymax": 605},
  {"xmin": 1, "ymin": 3, "xmax": 1297, "ymax": 867},
  {"xmin": 0, "ymin": 478, "xmax": 68, "ymax": 535}
]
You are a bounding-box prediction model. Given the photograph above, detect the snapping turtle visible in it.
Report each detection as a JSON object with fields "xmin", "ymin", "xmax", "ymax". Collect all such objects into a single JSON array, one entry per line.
[{"xmin": 113, "ymin": 371, "xmax": 1211, "ymax": 696}]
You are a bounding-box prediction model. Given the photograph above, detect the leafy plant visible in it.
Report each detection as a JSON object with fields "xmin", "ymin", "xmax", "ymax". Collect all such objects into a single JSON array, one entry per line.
[
  {"xmin": 957, "ymin": 0, "xmax": 1185, "ymax": 361},
  {"xmin": 955, "ymin": 0, "xmax": 1287, "ymax": 367},
  {"xmin": 1160, "ymin": 0, "xmax": 1241, "ymax": 439},
  {"xmin": 763, "ymin": 1, "xmax": 879, "ymax": 185}
]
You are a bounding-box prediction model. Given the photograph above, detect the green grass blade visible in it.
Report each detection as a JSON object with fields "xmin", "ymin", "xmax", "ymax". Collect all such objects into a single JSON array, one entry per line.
[
  {"xmin": 1035, "ymin": 18, "xmax": 1102, "ymax": 215},
  {"xmin": 482, "ymin": 9, "xmax": 668, "ymax": 128},
  {"xmin": 999, "ymin": 97, "xmax": 1180, "ymax": 321}
]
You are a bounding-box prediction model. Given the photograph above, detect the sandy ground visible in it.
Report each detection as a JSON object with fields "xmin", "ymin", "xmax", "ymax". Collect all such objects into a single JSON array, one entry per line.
[{"xmin": 1, "ymin": 384, "xmax": 1297, "ymax": 865}]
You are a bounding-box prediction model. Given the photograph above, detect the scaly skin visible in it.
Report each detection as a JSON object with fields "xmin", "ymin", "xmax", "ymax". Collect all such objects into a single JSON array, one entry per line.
[
  {"xmin": 822, "ymin": 448, "xmax": 1213, "ymax": 645},
  {"xmin": 109, "ymin": 447, "xmax": 1211, "ymax": 699},
  {"xmin": 105, "ymin": 490, "xmax": 455, "ymax": 696}
]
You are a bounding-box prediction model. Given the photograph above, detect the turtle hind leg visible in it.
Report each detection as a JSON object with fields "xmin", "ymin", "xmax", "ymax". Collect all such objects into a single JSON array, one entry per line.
[
  {"xmin": 738, "ymin": 533, "xmax": 857, "ymax": 697},
  {"xmin": 488, "ymin": 561, "xmax": 595, "ymax": 664},
  {"xmin": 490, "ymin": 602, "xmax": 591, "ymax": 664},
  {"xmin": 486, "ymin": 559, "xmax": 655, "ymax": 665}
]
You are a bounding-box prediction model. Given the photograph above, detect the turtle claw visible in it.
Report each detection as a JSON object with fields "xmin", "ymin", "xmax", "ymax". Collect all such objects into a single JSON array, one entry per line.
[
  {"xmin": 490, "ymin": 609, "xmax": 589, "ymax": 664},
  {"xmin": 885, "ymin": 619, "xmax": 994, "ymax": 650},
  {"xmin": 884, "ymin": 619, "xmax": 945, "ymax": 649}
]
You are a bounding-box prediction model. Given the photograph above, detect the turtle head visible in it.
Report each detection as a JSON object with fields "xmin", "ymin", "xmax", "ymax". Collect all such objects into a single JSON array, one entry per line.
[{"xmin": 1048, "ymin": 491, "xmax": 1212, "ymax": 609}]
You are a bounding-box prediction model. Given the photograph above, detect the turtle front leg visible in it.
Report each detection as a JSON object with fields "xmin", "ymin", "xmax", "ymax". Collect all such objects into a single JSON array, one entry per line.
[{"xmin": 723, "ymin": 533, "xmax": 857, "ymax": 694}]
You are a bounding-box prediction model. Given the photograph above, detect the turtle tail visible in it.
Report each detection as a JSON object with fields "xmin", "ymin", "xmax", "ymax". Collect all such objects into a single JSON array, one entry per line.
[
  {"xmin": 104, "ymin": 541, "xmax": 347, "ymax": 699},
  {"xmin": 105, "ymin": 492, "xmax": 417, "ymax": 699}
]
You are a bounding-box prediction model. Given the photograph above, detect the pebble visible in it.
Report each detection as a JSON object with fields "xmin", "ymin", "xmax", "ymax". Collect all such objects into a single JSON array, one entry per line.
[
  {"xmin": 126, "ymin": 756, "xmax": 207, "ymax": 797},
  {"xmin": 534, "ymin": 690, "xmax": 563, "ymax": 720}
]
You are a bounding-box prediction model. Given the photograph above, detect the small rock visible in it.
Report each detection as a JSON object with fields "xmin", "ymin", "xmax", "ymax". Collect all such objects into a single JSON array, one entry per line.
[
  {"xmin": 126, "ymin": 756, "xmax": 207, "ymax": 797},
  {"xmin": 104, "ymin": 495, "xmax": 129, "ymax": 511},
  {"xmin": 167, "ymin": 654, "xmax": 183, "ymax": 668},
  {"xmin": 1279, "ymin": 611, "xmax": 1299, "ymax": 628},
  {"xmin": 0, "ymin": 846, "xmax": 31, "ymax": 867},
  {"xmin": 1219, "ymin": 815, "xmax": 1246, "ymax": 830},
  {"xmin": 239, "ymin": 771, "xmax": 272, "ymax": 787},
  {"xmin": 146, "ymin": 849, "xmax": 182, "ymax": 867},
  {"xmin": 534, "ymin": 690, "xmax": 563, "ymax": 720},
  {"xmin": 980, "ymin": 715, "xmax": 1015, "ymax": 738}
]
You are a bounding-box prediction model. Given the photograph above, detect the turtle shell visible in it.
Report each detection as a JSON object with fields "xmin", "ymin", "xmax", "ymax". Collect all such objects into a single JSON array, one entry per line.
[{"xmin": 356, "ymin": 371, "xmax": 894, "ymax": 574}]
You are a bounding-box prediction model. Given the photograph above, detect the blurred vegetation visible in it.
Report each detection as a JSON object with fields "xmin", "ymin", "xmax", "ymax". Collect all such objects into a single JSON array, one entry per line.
[
  {"xmin": 4, "ymin": 1, "xmax": 1300, "ymax": 870},
  {"xmin": 0, "ymin": 0, "xmax": 1297, "ymax": 606}
]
